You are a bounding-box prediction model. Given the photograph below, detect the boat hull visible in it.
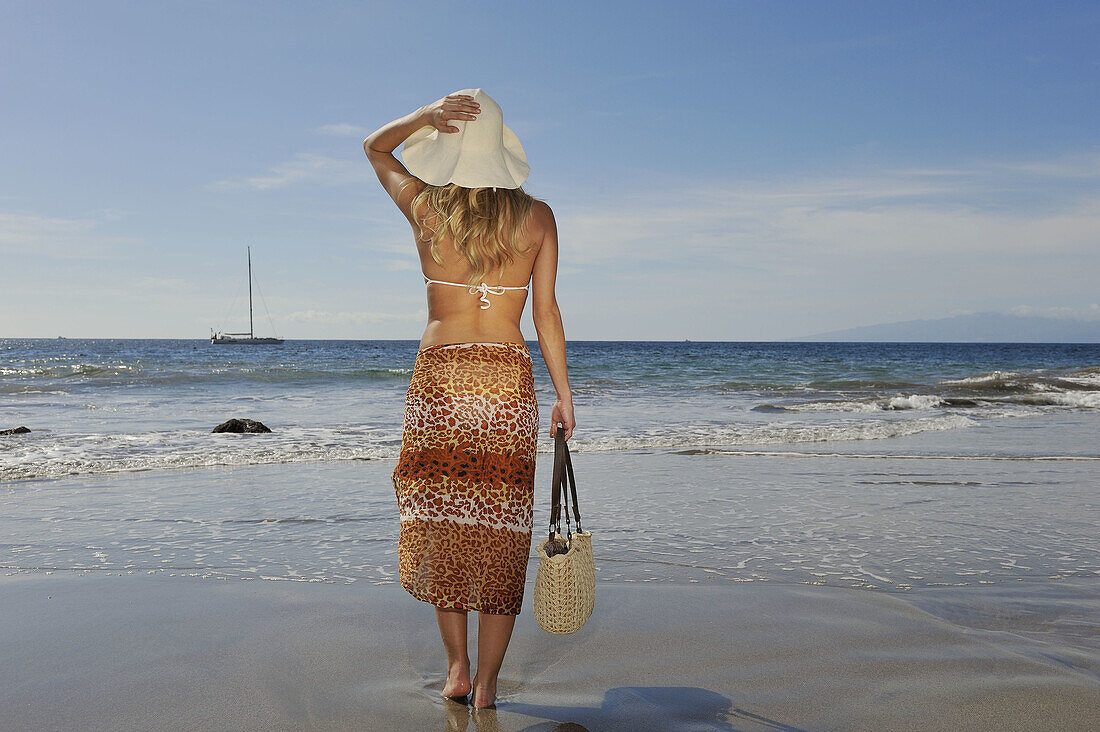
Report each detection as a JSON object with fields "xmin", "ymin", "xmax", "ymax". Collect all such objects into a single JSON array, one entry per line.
[{"xmin": 210, "ymin": 337, "xmax": 284, "ymax": 345}]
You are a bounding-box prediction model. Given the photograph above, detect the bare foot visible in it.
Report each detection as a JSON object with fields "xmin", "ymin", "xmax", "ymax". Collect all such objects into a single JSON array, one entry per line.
[
  {"xmin": 470, "ymin": 673, "xmax": 497, "ymax": 708},
  {"xmin": 442, "ymin": 659, "xmax": 472, "ymax": 699}
]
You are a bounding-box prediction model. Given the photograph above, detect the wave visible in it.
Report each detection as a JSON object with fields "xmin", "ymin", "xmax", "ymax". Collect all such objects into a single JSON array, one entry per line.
[
  {"xmin": 756, "ymin": 394, "xmax": 1096, "ymax": 413},
  {"xmin": 0, "ymin": 427, "xmax": 400, "ymax": 483},
  {"xmin": 564, "ymin": 414, "xmax": 980, "ymax": 453},
  {"xmin": 754, "ymin": 395, "xmax": 950, "ymax": 413},
  {"xmin": 0, "ymin": 363, "xmax": 143, "ymax": 379},
  {"xmin": 941, "ymin": 366, "xmax": 1100, "ymax": 393},
  {"xmin": 751, "ymin": 364, "xmax": 1100, "ymax": 414},
  {"xmin": 1009, "ymin": 391, "xmax": 1100, "ymax": 408},
  {"xmin": 6, "ymin": 354, "xmax": 1097, "ymax": 401},
  {"xmin": 672, "ymin": 449, "xmax": 1100, "ymax": 461},
  {"xmin": 1, "ymin": 413, "xmax": 986, "ymax": 482},
  {"xmin": 0, "ymin": 363, "xmax": 413, "ymax": 390},
  {"xmin": 940, "ymin": 369, "xmax": 1022, "ymax": 386},
  {"xmin": 696, "ymin": 380, "xmax": 785, "ymax": 393},
  {"xmin": 1059, "ymin": 371, "xmax": 1100, "ymax": 388}
]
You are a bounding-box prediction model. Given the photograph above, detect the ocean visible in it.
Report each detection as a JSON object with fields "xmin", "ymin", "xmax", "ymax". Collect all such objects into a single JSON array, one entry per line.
[
  {"xmin": 4, "ymin": 339, "xmax": 1098, "ymax": 481},
  {"xmin": 2, "ymin": 339, "xmax": 1098, "ymax": 619}
]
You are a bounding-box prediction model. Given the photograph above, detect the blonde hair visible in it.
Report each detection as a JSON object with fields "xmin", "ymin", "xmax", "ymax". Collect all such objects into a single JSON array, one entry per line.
[{"xmin": 406, "ymin": 182, "xmax": 540, "ymax": 287}]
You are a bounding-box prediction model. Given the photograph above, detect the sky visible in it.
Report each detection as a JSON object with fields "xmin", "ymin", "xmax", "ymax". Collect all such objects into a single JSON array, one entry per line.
[{"xmin": 1, "ymin": 0, "xmax": 1098, "ymax": 340}]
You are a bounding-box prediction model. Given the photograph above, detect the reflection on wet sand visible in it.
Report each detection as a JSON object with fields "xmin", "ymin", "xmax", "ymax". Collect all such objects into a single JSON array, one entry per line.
[
  {"xmin": 442, "ymin": 698, "xmax": 507, "ymax": 732},
  {"xmin": 445, "ymin": 694, "xmax": 596, "ymax": 732},
  {"xmin": 443, "ymin": 697, "xmax": 472, "ymax": 731}
]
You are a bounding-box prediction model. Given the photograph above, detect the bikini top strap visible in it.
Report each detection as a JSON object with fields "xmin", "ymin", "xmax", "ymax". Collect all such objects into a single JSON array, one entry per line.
[
  {"xmin": 423, "ymin": 275, "xmax": 529, "ymax": 290},
  {"xmin": 423, "ymin": 275, "xmax": 458, "ymax": 286}
]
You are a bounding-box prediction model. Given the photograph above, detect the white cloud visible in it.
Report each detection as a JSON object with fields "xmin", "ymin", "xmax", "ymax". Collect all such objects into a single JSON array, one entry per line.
[
  {"xmin": 0, "ymin": 212, "xmax": 96, "ymax": 246},
  {"xmin": 1008, "ymin": 304, "xmax": 1100, "ymax": 321},
  {"xmin": 184, "ymin": 147, "xmax": 1100, "ymax": 337},
  {"xmin": 758, "ymin": 196, "xmax": 1100, "ymax": 258},
  {"xmin": 555, "ymin": 152, "xmax": 1100, "ymax": 268},
  {"xmin": 986, "ymin": 149, "xmax": 1100, "ymax": 179},
  {"xmin": 382, "ymin": 259, "xmax": 419, "ymax": 272},
  {"xmin": 0, "ymin": 212, "xmax": 138, "ymax": 258},
  {"xmin": 134, "ymin": 276, "xmax": 195, "ymax": 294},
  {"xmin": 208, "ymin": 153, "xmax": 373, "ymax": 191},
  {"xmin": 353, "ymin": 239, "xmax": 414, "ymax": 254},
  {"xmin": 282, "ymin": 309, "xmax": 425, "ymax": 325},
  {"xmin": 312, "ymin": 123, "xmax": 370, "ymax": 137}
]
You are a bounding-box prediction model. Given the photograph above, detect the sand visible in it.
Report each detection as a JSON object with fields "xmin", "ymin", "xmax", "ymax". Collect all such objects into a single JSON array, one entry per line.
[
  {"xmin": 4, "ymin": 417, "xmax": 1098, "ymax": 730},
  {"xmin": 1, "ymin": 572, "xmax": 1096, "ymax": 731}
]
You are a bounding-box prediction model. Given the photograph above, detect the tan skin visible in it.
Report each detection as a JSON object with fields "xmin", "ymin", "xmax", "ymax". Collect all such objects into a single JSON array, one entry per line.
[{"xmin": 364, "ymin": 94, "xmax": 575, "ymax": 708}]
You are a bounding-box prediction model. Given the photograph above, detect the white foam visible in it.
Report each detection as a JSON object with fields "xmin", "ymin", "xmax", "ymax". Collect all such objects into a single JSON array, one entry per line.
[
  {"xmin": 678, "ymin": 449, "xmax": 1100, "ymax": 461},
  {"xmin": 564, "ymin": 414, "xmax": 980, "ymax": 453},
  {"xmin": 0, "ymin": 426, "xmax": 402, "ymax": 482},
  {"xmin": 1059, "ymin": 367, "xmax": 1100, "ymax": 387},
  {"xmin": 1030, "ymin": 391, "xmax": 1100, "ymax": 409},
  {"xmin": 884, "ymin": 394, "xmax": 946, "ymax": 410},
  {"xmin": 774, "ymin": 394, "xmax": 947, "ymax": 412},
  {"xmin": 780, "ymin": 400, "xmax": 882, "ymax": 413},
  {"xmin": 942, "ymin": 370, "xmax": 1021, "ymax": 385},
  {"xmin": 1062, "ymin": 374, "xmax": 1100, "ymax": 387}
]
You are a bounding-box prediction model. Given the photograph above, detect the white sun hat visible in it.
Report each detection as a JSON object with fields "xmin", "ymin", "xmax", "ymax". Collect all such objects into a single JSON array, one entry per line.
[{"xmin": 400, "ymin": 87, "xmax": 530, "ymax": 189}]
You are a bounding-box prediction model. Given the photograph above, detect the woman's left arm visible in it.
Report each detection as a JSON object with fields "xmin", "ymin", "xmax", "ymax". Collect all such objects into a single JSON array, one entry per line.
[{"xmin": 363, "ymin": 95, "xmax": 480, "ymax": 222}]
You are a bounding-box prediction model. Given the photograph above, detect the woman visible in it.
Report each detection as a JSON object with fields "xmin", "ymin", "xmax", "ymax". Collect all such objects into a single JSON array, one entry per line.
[{"xmin": 363, "ymin": 88, "xmax": 575, "ymax": 710}]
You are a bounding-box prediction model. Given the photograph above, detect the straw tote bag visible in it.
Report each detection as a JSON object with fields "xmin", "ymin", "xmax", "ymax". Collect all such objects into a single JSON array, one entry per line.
[{"xmin": 533, "ymin": 425, "xmax": 595, "ymax": 634}]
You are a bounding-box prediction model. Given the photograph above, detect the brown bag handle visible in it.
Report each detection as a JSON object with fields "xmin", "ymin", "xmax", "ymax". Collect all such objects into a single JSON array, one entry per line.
[{"xmin": 548, "ymin": 424, "xmax": 582, "ymax": 544}]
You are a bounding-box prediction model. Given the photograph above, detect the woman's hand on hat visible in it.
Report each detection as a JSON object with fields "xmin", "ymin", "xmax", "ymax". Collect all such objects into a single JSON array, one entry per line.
[{"xmin": 424, "ymin": 94, "xmax": 480, "ymax": 134}]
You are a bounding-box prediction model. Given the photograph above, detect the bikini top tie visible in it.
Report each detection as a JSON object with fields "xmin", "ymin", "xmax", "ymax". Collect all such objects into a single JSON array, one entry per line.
[{"xmin": 424, "ymin": 276, "xmax": 529, "ymax": 309}]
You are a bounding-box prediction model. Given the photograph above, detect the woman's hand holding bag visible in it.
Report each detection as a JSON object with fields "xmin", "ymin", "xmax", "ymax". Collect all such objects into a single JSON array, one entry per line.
[{"xmin": 533, "ymin": 425, "xmax": 595, "ymax": 634}]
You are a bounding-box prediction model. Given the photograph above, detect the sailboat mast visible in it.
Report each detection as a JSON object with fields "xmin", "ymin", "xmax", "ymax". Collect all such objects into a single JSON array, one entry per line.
[{"xmin": 247, "ymin": 246, "xmax": 254, "ymax": 338}]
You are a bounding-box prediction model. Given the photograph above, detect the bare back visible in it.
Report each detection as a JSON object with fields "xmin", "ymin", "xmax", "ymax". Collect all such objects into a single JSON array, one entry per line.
[
  {"xmin": 364, "ymin": 99, "xmax": 573, "ymax": 440},
  {"xmin": 413, "ymin": 198, "xmax": 550, "ymax": 350}
]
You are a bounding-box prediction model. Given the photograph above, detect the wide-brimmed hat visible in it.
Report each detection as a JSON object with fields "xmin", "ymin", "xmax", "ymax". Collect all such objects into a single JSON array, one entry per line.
[{"xmin": 400, "ymin": 88, "xmax": 530, "ymax": 189}]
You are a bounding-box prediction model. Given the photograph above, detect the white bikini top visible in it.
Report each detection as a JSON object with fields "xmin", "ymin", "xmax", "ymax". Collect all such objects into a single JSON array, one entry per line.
[{"xmin": 424, "ymin": 275, "xmax": 529, "ymax": 309}]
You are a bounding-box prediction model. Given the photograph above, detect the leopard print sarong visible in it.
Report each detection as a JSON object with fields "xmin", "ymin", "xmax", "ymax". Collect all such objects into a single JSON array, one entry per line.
[{"xmin": 392, "ymin": 341, "xmax": 539, "ymax": 615}]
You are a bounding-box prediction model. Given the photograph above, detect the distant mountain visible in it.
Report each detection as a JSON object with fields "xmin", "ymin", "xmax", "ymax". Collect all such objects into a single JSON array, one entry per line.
[{"xmin": 787, "ymin": 312, "xmax": 1100, "ymax": 343}]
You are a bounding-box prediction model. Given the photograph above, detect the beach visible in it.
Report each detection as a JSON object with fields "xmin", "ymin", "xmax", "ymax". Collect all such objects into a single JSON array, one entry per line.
[
  {"xmin": 3, "ymin": 570, "xmax": 1096, "ymax": 732},
  {"xmin": 6, "ymin": 0, "xmax": 1100, "ymax": 726},
  {"xmin": 2, "ymin": 338, "xmax": 1099, "ymax": 729},
  {"xmin": 3, "ymin": 451, "xmax": 1098, "ymax": 731}
]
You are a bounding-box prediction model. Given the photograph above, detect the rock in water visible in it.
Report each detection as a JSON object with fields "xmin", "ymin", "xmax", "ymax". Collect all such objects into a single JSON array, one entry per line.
[
  {"xmin": 0, "ymin": 426, "xmax": 31, "ymax": 435},
  {"xmin": 212, "ymin": 419, "xmax": 272, "ymax": 434}
]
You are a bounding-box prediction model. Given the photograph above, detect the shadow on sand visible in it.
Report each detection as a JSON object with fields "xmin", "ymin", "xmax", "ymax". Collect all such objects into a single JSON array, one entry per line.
[{"xmin": 441, "ymin": 686, "xmax": 807, "ymax": 731}]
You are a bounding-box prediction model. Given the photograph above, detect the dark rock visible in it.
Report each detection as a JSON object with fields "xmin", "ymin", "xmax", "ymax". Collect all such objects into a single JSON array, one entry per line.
[
  {"xmin": 212, "ymin": 419, "xmax": 271, "ymax": 434},
  {"xmin": 0, "ymin": 426, "xmax": 31, "ymax": 435}
]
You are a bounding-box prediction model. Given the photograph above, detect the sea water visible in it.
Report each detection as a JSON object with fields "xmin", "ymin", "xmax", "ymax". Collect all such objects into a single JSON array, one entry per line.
[
  {"xmin": 2, "ymin": 339, "xmax": 1098, "ymax": 636},
  {"xmin": 3, "ymin": 339, "xmax": 1098, "ymax": 480}
]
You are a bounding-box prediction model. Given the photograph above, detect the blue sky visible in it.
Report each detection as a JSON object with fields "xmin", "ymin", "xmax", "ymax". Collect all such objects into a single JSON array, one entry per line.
[{"xmin": 2, "ymin": 0, "xmax": 1098, "ymax": 340}]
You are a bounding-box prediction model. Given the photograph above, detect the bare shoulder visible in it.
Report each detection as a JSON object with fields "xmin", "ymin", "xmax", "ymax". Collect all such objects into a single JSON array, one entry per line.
[
  {"xmin": 528, "ymin": 199, "xmax": 557, "ymax": 242},
  {"xmin": 530, "ymin": 199, "xmax": 555, "ymax": 225}
]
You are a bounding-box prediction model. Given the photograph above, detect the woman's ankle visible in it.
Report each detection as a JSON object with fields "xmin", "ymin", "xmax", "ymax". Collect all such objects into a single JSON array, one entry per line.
[{"xmin": 472, "ymin": 674, "xmax": 496, "ymax": 689}]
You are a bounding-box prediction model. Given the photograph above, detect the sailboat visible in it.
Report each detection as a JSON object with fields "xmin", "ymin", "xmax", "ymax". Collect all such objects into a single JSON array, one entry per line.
[{"xmin": 211, "ymin": 247, "xmax": 285, "ymax": 345}]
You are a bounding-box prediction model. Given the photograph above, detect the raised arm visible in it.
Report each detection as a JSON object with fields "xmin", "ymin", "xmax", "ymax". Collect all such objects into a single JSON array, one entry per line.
[
  {"xmin": 363, "ymin": 94, "xmax": 481, "ymax": 224},
  {"xmin": 530, "ymin": 201, "xmax": 575, "ymax": 440}
]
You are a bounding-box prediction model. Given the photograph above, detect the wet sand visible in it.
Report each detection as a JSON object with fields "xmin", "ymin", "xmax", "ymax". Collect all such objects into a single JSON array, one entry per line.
[
  {"xmin": 4, "ymin": 416, "xmax": 1098, "ymax": 730},
  {"xmin": 1, "ymin": 572, "xmax": 1096, "ymax": 731}
]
